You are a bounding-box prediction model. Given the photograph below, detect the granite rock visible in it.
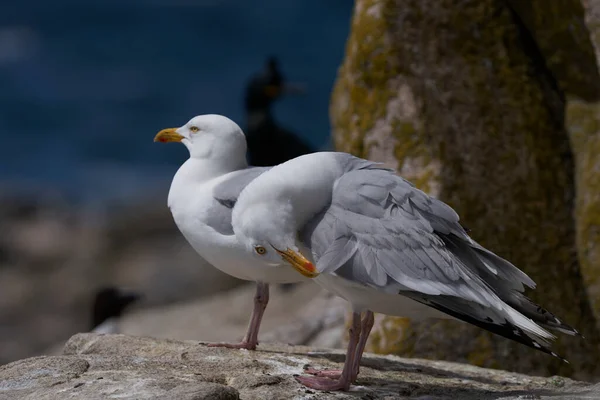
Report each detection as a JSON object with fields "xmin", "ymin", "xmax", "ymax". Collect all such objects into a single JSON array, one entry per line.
[{"xmin": 2, "ymin": 333, "xmax": 598, "ymax": 400}]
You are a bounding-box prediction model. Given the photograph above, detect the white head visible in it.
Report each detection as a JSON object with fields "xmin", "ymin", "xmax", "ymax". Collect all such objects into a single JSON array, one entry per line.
[
  {"xmin": 232, "ymin": 195, "xmax": 318, "ymax": 278},
  {"xmin": 154, "ymin": 114, "xmax": 247, "ymax": 164}
]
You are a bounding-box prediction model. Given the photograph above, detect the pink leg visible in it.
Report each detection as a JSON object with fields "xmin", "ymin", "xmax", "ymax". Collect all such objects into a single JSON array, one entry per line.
[
  {"xmin": 296, "ymin": 311, "xmax": 361, "ymax": 391},
  {"xmin": 208, "ymin": 282, "xmax": 269, "ymax": 350},
  {"xmin": 304, "ymin": 311, "xmax": 374, "ymax": 381},
  {"xmin": 351, "ymin": 310, "xmax": 374, "ymax": 381}
]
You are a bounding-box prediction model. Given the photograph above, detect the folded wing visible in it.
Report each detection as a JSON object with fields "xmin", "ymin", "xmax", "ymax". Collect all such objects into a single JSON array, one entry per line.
[{"xmin": 300, "ymin": 161, "xmax": 578, "ymax": 360}]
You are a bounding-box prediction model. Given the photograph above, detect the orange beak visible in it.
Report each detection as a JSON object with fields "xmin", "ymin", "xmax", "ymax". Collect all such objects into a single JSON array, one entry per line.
[
  {"xmin": 274, "ymin": 248, "xmax": 318, "ymax": 278},
  {"xmin": 154, "ymin": 128, "xmax": 183, "ymax": 143}
]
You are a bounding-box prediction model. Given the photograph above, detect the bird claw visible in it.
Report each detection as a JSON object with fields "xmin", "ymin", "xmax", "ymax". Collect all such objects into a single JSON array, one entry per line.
[
  {"xmin": 206, "ymin": 341, "xmax": 257, "ymax": 350},
  {"xmin": 295, "ymin": 375, "xmax": 351, "ymax": 391}
]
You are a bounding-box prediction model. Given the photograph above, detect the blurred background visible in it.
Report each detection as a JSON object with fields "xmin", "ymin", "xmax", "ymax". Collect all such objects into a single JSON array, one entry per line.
[
  {"xmin": 0, "ymin": 0, "xmax": 352, "ymax": 205},
  {"xmin": 0, "ymin": 0, "xmax": 352, "ymax": 364},
  {"xmin": 4, "ymin": 0, "xmax": 600, "ymax": 384}
]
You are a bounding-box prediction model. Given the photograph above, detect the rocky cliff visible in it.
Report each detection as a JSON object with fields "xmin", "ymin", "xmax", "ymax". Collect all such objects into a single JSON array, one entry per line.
[{"xmin": 2, "ymin": 333, "xmax": 597, "ymax": 400}]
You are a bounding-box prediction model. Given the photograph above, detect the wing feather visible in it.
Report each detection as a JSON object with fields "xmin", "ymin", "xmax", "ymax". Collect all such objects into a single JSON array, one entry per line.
[
  {"xmin": 213, "ymin": 167, "xmax": 271, "ymax": 208},
  {"xmin": 205, "ymin": 167, "xmax": 271, "ymax": 235},
  {"xmin": 318, "ymin": 235, "xmax": 358, "ymax": 274},
  {"xmin": 299, "ymin": 160, "xmax": 579, "ymax": 350}
]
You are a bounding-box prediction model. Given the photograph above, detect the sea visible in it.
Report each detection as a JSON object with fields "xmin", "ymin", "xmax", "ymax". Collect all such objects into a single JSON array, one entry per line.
[{"xmin": 0, "ymin": 0, "xmax": 353, "ymax": 205}]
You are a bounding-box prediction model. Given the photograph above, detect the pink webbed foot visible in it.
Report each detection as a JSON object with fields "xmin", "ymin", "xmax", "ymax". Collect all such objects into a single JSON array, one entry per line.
[
  {"xmin": 295, "ymin": 311, "xmax": 372, "ymax": 392},
  {"xmin": 295, "ymin": 375, "xmax": 351, "ymax": 391},
  {"xmin": 303, "ymin": 367, "xmax": 343, "ymax": 379},
  {"xmin": 206, "ymin": 341, "xmax": 257, "ymax": 350},
  {"xmin": 205, "ymin": 282, "xmax": 269, "ymax": 352}
]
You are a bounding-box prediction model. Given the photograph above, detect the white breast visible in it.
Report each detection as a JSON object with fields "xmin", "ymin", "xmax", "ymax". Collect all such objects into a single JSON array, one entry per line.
[{"xmin": 168, "ymin": 167, "xmax": 305, "ymax": 284}]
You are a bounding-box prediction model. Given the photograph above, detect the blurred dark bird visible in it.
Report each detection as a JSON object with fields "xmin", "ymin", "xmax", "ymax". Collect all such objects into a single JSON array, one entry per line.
[
  {"xmin": 244, "ymin": 56, "xmax": 315, "ymax": 167},
  {"xmin": 245, "ymin": 58, "xmax": 313, "ymax": 293},
  {"xmin": 91, "ymin": 287, "xmax": 141, "ymax": 334}
]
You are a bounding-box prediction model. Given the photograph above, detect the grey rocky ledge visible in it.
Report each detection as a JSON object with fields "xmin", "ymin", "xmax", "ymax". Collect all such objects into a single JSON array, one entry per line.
[{"xmin": 1, "ymin": 333, "xmax": 598, "ymax": 400}]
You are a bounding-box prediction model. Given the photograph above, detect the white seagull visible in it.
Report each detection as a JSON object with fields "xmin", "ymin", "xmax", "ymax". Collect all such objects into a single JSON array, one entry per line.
[
  {"xmin": 231, "ymin": 151, "xmax": 580, "ymax": 391},
  {"xmin": 154, "ymin": 114, "xmax": 306, "ymax": 350}
]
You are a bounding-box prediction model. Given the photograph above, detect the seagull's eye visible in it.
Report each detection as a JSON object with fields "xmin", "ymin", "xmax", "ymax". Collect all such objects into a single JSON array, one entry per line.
[
  {"xmin": 255, "ymin": 246, "xmax": 267, "ymax": 255},
  {"xmin": 189, "ymin": 126, "xmax": 199, "ymax": 133}
]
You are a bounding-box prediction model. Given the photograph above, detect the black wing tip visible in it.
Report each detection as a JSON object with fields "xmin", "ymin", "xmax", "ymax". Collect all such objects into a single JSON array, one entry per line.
[
  {"xmin": 420, "ymin": 299, "xmax": 565, "ymax": 360},
  {"xmin": 514, "ymin": 296, "xmax": 582, "ymax": 338},
  {"xmin": 566, "ymin": 326, "xmax": 583, "ymax": 338},
  {"xmin": 569, "ymin": 324, "xmax": 583, "ymax": 338},
  {"xmin": 544, "ymin": 318, "xmax": 582, "ymax": 337},
  {"xmin": 552, "ymin": 352, "xmax": 569, "ymax": 364},
  {"xmin": 545, "ymin": 317, "xmax": 582, "ymax": 338},
  {"xmin": 530, "ymin": 337, "xmax": 569, "ymax": 363}
]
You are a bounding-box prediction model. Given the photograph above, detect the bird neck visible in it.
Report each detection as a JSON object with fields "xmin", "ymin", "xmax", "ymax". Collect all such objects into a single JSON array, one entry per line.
[
  {"xmin": 177, "ymin": 156, "xmax": 248, "ymax": 184},
  {"xmin": 261, "ymin": 153, "xmax": 343, "ymax": 228}
]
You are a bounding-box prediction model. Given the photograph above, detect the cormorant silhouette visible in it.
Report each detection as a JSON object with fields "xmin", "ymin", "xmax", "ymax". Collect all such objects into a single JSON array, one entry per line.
[{"xmin": 243, "ymin": 57, "xmax": 315, "ymax": 167}]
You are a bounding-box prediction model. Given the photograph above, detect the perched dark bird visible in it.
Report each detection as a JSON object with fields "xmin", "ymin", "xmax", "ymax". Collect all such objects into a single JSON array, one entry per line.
[
  {"xmin": 91, "ymin": 287, "xmax": 141, "ymax": 334},
  {"xmin": 244, "ymin": 57, "xmax": 315, "ymax": 167}
]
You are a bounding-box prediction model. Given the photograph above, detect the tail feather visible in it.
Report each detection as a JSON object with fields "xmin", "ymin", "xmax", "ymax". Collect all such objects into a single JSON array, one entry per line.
[
  {"xmin": 401, "ymin": 292, "xmax": 569, "ymax": 363},
  {"xmin": 441, "ymin": 233, "xmax": 535, "ymax": 292},
  {"xmin": 504, "ymin": 292, "xmax": 581, "ymax": 337},
  {"xmin": 440, "ymin": 233, "xmax": 580, "ymax": 337},
  {"xmin": 401, "ymin": 222, "xmax": 579, "ymax": 363},
  {"xmin": 471, "ymin": 246, "xmax": 536, "ymax": 290}
]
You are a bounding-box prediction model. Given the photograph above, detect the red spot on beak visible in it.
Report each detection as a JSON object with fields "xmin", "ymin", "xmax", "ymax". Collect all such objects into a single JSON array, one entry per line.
[{"xmin": 305, "ymin": 261, "xmax": 316, "ymax": 272}]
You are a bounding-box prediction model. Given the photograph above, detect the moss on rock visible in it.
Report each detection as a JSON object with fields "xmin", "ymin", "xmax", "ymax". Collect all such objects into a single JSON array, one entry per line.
[
  {"xmin": 330, "ymin": 0, "xmax": 600, "ymax": 380},
  {"xmin": 566, "ymin": 0, "xmax": 600, "ymax": 334},
  {"xmin": 506, "ymin": 0, "xmax": 600, "ymax": 101},
  {"xmin": 569, "ymin": 99, "xmax": 600, "ymax": 323},
  {"xmin": 330, "ymin": 0, "xmax": 402, "ymax": 160}
]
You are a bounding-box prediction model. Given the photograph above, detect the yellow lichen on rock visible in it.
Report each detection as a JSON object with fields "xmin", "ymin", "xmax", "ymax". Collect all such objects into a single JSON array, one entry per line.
[
  {"xmin": 569, "ymin": 101, "xmax": 600, "ymax": 319},
  {"xmin": 366, "ymin": 314, "xmax": 413, "ymax": 355},
  {"xmin": 566, "ymin": 0, "xmax": 600, "ymax": 331},
  {"xmin": 330, "ymin": 0, "xmax": 437, "ymax": 187}
]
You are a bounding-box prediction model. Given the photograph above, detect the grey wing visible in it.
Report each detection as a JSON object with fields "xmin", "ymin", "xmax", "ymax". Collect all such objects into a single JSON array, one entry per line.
[
  {"xmin": 301, "ymin": 167, "xmax": 506, "ymax": 297},
  {"xmin": 206, "ymin": 167, "xmax": 271, "ymax": 235},
  {"xmin": 300, "ymin": 167, "xmax": 578, "ymax": 342},
  {"xmin": 213, "ymin": 167, "xmax": 271, "ymax": 208},
  {"xmin": 302, "ymin": 167, "xmax": 534, "ymax": 295}
]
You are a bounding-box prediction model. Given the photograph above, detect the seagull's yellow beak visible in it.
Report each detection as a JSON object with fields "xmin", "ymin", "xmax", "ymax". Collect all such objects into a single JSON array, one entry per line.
[
  {"xmin": 274, "ymin": 248, "xmax": 319, "ymax": 278},
  {"xmin": 154, "ymin": 128, "xmax": 184, "ymax": 143}
]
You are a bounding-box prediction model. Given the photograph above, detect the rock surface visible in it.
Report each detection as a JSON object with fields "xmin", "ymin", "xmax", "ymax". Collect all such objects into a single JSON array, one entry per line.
[{"xmin": 2, "ymin": 333, "xmax": 598, "ymax": 400}]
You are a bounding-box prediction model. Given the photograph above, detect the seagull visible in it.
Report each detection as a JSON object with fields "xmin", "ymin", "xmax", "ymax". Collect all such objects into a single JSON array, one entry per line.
[
  {"xmin": 231, "ymin": 151, "xmax": 581, "ymax": 391},
  {"xmin": 154, "ymin": 114, "xmax": 307, "ymax": 350}
]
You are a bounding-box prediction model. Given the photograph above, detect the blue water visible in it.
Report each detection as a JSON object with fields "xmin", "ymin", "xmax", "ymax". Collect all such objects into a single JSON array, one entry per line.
[{"xmin": 0, "ymin": 0, "xmax": 352, "ymax": 203}]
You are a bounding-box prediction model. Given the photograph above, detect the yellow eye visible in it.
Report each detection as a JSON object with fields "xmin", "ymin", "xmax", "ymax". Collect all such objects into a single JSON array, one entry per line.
[
  {"xmin": 255, "ymin": 246, "xmax": 267, "ymax": 255},
  {"xmin": 189, "ymin": 126, "xmax": 199, "ymax": 133}
]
